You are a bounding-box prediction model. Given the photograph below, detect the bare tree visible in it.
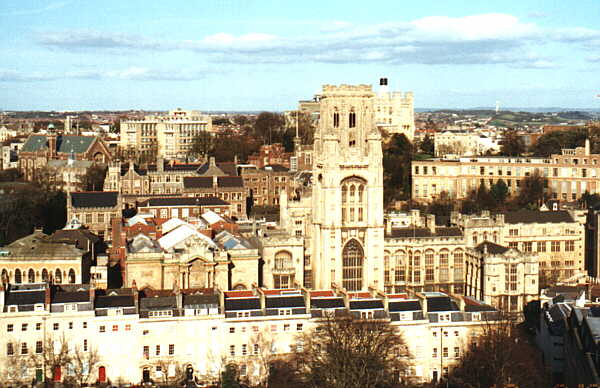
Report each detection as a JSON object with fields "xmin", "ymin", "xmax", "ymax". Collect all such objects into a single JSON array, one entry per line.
[
  {"xmin": 153, "ymin": 358, "xmax": 186, "ymax": 387},
  {"xmin": 249, "ymin": 328, "xmax": 277, "ymax": 386},
  {"xmin": 0, "ymin": 342, "xmax": 30, "ymax": 388},
  {"xmin": 29, "ymin": 335, "xmax": 72, "ymax": 387},
  {"xmin": 294, "ymin": 314, "xmax": 410, "ymax": 388},
  {"xmin": 448, "ymin": 313, "xmax": 549, "ymax": 388},
  {"xmin": 70, "ymin": 345, "xmax": 101, "ymax": 388}
]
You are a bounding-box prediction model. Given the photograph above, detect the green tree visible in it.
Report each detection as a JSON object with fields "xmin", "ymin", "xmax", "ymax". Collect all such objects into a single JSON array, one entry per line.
[
  {"xmin": 383, "ymin": 134, "xmax": 413, "ymax": 205},
  {"xmin": 515, "ymin": 170, "xmax": 547, "ymax": 208},
  {"xmin": 530, "ymin": 128, "xmax": 587, "ymax": 157},
  {"xmin": 490, "ymin": 179, "xmax": 509, "ymax": 206},
  {"xmin": 419, "ymin": 134, "xmax": 434, "ymax": 155},
  {"xmin": 499, "ymin": 131, "xmax": 526, "ymax": 156},
  {"xmin": 294, "ymin": 314, "xmax": 410, "ymax": 388},
  {"xmin": 221, "ymin": 363, "xmax": 241, "ymax": 388}
]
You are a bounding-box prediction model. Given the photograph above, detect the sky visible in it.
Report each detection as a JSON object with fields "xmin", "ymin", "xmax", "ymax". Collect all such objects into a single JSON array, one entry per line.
[{"xmin": 1, "ymin": 0, "xmax": 600, "ymax": 111}]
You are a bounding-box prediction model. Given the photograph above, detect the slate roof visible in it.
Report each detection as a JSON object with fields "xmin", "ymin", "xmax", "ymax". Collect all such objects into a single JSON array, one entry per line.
[
  {"xmin": 5, "ymin": 290, "xmax": 45, "ymax": 306},
  {"xmin": 197, "ymin": 161, "xmax": 227, "ymax": 176},
  {"xmin": 475, "ymin": 241, "xmax": 510, "ymax": 255},
  {"xmin": 183, "ymin": 177, "xmax": 212, "ymax": 189},
  {"xmin": 263, "ymin": 164, "xmax": 289, "ymax": 172},
  {"xmin": 140, "ymin": 296, "xmax": 177, "ymax": 310},
  {"xmin": 71, "ymin": 192, "xmax": 119, "ymax": 208},
  {"xmin": 21, "ymin": 135, "xmax": 96, "ymax": 154},
  {"xmin": 349, "ymin": 300, "xmax": 384, "ymax": 310},
  {"xmin": 95, "ymin": 295, "xmax": 135, "ymax": 308},
  {"xmin": 183, "ymin": 294, "xmax": 219, "ymax": 306},
  {"xmin": 386, "ymin": 227, "xmax": 462, "ymax": 238},
  {"xmin": 389, "ymin": 300, "xmax": 422, "ymax": 312},
  {"xmin": 310, "ymin": 297, "xmax": 345, "ymax": 309},
  {"xmin": 140, "ymin": 197, "xmax": 228, "ymax": 207},
  {"xmin": 218, "ymin": 176, "xmax": 244, "ymax": 188},
  {"xmin": 504, "ymin": 210, "xmax": 574, "ymax": 224},
  {"xmin": 52, "ymin": 291, "xmax": 90, "ymax": 304},
  {"xmin": 49, "ymin": 229, "xmax": 100, "ymax": 250},
  {"xmin": 427, "ymin": 296, "xmax": 460, "ymax": 312},
  {"xmin": 265, "ymin": 296, "xmax": 305, "ymax": 309},
  {"xmin": 6, "ymin": 231, "xmax": 84, "ymax": 257},
  {"xmin": 224, "ymin": 297, "xmax": 261, "ymax": 311}
]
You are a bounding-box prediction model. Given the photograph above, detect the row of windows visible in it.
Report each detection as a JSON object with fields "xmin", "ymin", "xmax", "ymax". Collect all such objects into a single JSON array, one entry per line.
[
  {"xmin": 99, "ymin": 324, "xmax": 132, "ymax": 333},
  {"xmin": 142, "ymin": 344, "xmax": 175, "ymax": 358},
  {"xmin": 507, "ymin": 240, "xmax": 575, "ymax": 252},
  {"xmin": 431, "ymin": 347, "xmax": 461, "ymax": 359},
  {"xmin": 6, "ymin": 340, "xmax": 89, "ymax": 356},
  {"xmin": 7, "ymin": 321, "xmax": 88, "ymax": 332},
  {"xmin": 1, "ymin": 268, "xmax": 76, "ymax": 284},
  {"xmin": 228, "ymin": 323, "xmax": 303, "ymax": 334}
]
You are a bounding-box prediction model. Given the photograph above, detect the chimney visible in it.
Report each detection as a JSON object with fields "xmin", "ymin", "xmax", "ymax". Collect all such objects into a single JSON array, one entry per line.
[
  {"xmin": 89, "ymin": 286, "xmax": 96, "ymax": 304},
  {"xmin": 427, "ymin": 214, "xmax": 436, "ymax": 233},
  {"xmin": 378, "ymin": 77, "xmax": 389, "ymax": 96},
  {"xmin": 47, "ymin": 133, "xmax": 57, "ymax": 158},
  {"xmin": 209, "ymin": 156, "xmax": 216, "ymax": 167},
  {"xmin": 212, "ymin": 175, "xmax": 218, "ymax": 188},
  {"xmin": 586, "ymin": 138, "xmax": 591, "ymax": 155},
  {"xmin": 45, "ymin": 284, "xmax": 51, "ymax": 307}
]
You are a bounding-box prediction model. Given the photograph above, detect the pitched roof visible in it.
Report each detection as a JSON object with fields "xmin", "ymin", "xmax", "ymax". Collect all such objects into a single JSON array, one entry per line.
[
  {"xmin": 389, "ymin": 300, "xmax": 422, "ymax": 312},
  {"xmin": 386, "ymin": 227, "xmax": 462, "ymax": 238},
  {"xmin": 427, "ymin": 296, "xmax": 460, "ymax": 312},
  {"xmin": 504, "ymin": 210, "xmax": 574, "ymax": 224},
  {"xmin": 183, "ymin": 294, "xmax": 219, "ymax": 306},
  {"xmin": 21, "ymin": 135, "xmax": 97, "ymax": 154},
  {"xmin": 224, "ymin": 297, "xmax": 261, "ymax": 311},
  {"xmin": 71, "ymin": 192, "xmax": 119, "ymax": 208},
  {"xmin": 218, "ymin": 176, "xmax": 244, "ymax": 188},
  {"xmin": 310, "ymin": 297, "xmax": 345, "ymax": 309},
  {"xmin": 349, "ymin": 299, "xmax": 384, "ymax": 310},
  {"xmin": 183, "ymin": 177, "xmax": 212, "ymax": 189},
  {"xmin": 52, "ymin": 290, "xmax": 90, "ymax": 304},
  {"xmin": 95, "ymin": 295, "xmax": 135, "ymax": 308},
  {"xmin": 140, "ymin": 197, "xmax": 228, "ymax": 207},
  {"xmin": 6, "ymin": 231, "xmax": 84, "ymax": 257},
  {"xmin": 5, "ymin": 290, "xmax": 45, "ymax": 306},
  {"xmin": 475, "ymin": 241, "xmax": 510, "ymax": 255},
  {"xmin": 196, "ymin": 160, "xmax": 227, "ymax": 176},
  {"xmin": 265, "ymin": 296, "xmax": 305, "ymax": 309}
]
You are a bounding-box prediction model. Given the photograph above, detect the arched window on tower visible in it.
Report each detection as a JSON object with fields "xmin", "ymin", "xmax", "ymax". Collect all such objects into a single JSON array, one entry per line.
[
  {"xmin": 333, "ymin": 108, "xmax": 340, "ymax": 128},
  {"xmin": 349, "ymin": 109, "xmax": 356, "ymax": 128},
  {"xmin": 28, "ymin": 269, "xmax": 35, "ymax": 283},
  {"xmin": 42, "ymin": 269, "xmax": 49, "ymax": 283},
  {"xmin": 55, "ymin": 269, "xmax": 62, "ymax": 284},
  {"xmin": 341, "ymin": 177, "xmax": 367, "ymax": 225},
  {"xmin": 15, "ymin": 269, "xmax": 22, "ymax": 284},
  {"xmin": 342, "ymin": 239, "xmax": 364, "ymax": 291}
]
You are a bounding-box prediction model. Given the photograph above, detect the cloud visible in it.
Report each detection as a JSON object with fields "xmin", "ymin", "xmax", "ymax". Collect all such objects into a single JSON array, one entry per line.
[
  {"xmin": 35, "ymin": 13, "xmax": 600, "ymax": 68},
  {"xmin": 1, "ymin": 1, "xmax": 69, "ymax": 16},
  {"xmin": 0, "ymin": 67, "xmax": 215, "ymax": 82}
]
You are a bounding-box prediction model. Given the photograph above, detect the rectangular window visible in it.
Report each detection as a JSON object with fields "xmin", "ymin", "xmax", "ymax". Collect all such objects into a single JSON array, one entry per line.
[
  {"xmin": 7, "ymin": 324, "xmax": 13, "ymax": 332},
  {"xmin": 83, "ymin": 339, "xmax": 88, "ymax": 352},
  {"xmin": 242, "ymin": 344, "xmax": 248, "ymax": 356},
  {"xmin": 229, "ymin": 345, "xmax": 235, "ymax": 357},
  {"xmin": 99, "ymin": 325, "xmax": 106, "ymax": 333},
  {"xmin": 565, "ymin": 241, "xmax": 575, "ymax": 252},
  {"xmin": 143, "ymin": 346, "xmax": 149, "ymax": 359},
  {"xmin": 551, "ymin": 241, "xmax": 561, "ymax": 252},
  {"xmin": 22, "ymin": 323, "xmax": 27, "ymax": 331},
  {"xmin": 454, "ymin": 347, "xmax": 460, "ymax": 358},
  {"xmin": 537, "ymin": 242, "xmax": 547, "ymax": 252},
  {"xmin": 283, "ymin": 324, "xmax": 290, "ymax": 332},
  {"xmin": 156, "ymin": 345, "xmax": 160, "ymax": 356},
  {"xmin": 442, "ymin": 347, "xmax": 448, "ymax": 358},
  {"xmin": 125, "ymin": 324, "xmax": 131, "ymax": 331},
  {"xmin": 169, "ymin": 344, "xmax": 174, "ymax": 355},
  {"xmin": 6, "ymin": 343, "xmax": 14, "ymax": 356},
  {"xmin": 432, "ymin": 348, "xmax": 438, "ymax": 358},
  {"xmin": 69, "ymin": 322, "xmax": 73, "ymax": 330},
  {"xmin": 112, "ymin": 325, "xmax": 118, "ymax": 332},
  {"xmin": 21, "ymin": 343, "xmax": 28, "ymax": 355},
  {"xmin": 253, "ymin": 344, "xmax": 259, "ymax": 355},
  {"xmin": 522, "ymin": 242, "xmax": 532, "ymax": 253},
  {"xmin": 36, "ymin": 341, "xmax": 43, "ymax": 354},
  {"xmin": 83, "ymin": 322, "xmax": 87, "ymax": 329},
  {"xmin": 229, "ymin": 327, "xmax": 235, "ymax": 334},
  {"xmin": 53, "ymin": 323, "xmax": 59, "ymax": 331},
  {"xmin": 509, "ymin": 242, "xmax": 518, "ymax": 250},
  {"xmin": 297, "ymin": 323, "xmax": 303, "ymax": 331},
  {"xmin": 36, "ymin": 323, "xmax": 41, "ymax": 331}
]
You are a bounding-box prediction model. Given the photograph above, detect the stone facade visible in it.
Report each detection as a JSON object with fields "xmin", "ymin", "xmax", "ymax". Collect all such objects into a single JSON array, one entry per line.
[
  {"xmin": 67, "ymin": 192, "xmax": 122, "ymax": 241},
  {"xmin": 239, "ymin": 164, "xmax": 294, "ymax": 207}
]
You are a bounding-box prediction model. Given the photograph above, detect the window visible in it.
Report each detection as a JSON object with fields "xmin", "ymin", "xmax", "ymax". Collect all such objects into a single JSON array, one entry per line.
[
  {"xmin": 537, "ymin": 241, "xmax": 547, "ymax": 252},
  {"xmin": 551, "ymin": 241, "xmax": 561, "ymax": 252},
  {"xmin": 36, "ymin": 341, "xmax": 43, "ymax": 354},
  {"xmin": 21, "ymin": 342, "xmax": 28, "ymax": 355},
  {"xmin": 69, "ymin": 322, "xmax": 73, "ymax": 330},
  {"xmin": 432, "ymin": 348, "xmax": 438, "ymax": 358},
  {"xmin": 99, "ymin": 325, "xmax": 106, "ymax": 333},
  {"xmin": 297, "ymin": 323, "xmax": 303, "ymax": 331},
  {"xmin": 349, "ymin": 110, "xmax": 356, "ymax": 128},
  {"xmin": 253, "ymin": 344, "xmax": 259, "ymax": 355},
  {"xmin": 442, "ymin": 347, "xmax": 448, "ymax": 358},
  {"xmin": 229, "ymin": 327, "xmax": 235, "ymax": 334},
  {"xmin": 22, "ymin": 323, "xmax": 27, "ymax": 331},
  {"xmin": 523, "ymin": 242, "xmax": 533, "ymax": 253},
  {"xmin": 36, "ymin": 323, "xmax": 41, "ymax": 331},
  {"xmin": 283, "ymin": 324, "xmax": 290, "ymax": 332},
  {"xmin": 7, "ymin": 343, "xmax": 14, "ymax": 356},
  {"xmin": 156, "ymin": 345, "xmax": 160, "ymax": 356},
  {"xmin": 565, "ymin": 241, "xmax": 575, "ymax": 252},
  {"xmin": 509, "ymin": 242, "xmax": 518, "ymax": 250},
  {"xmin": 333, "ymin": 110, "xmax": 340, "ymax": 128},
  {"xmin": 229, "ymin": 345, "xmax": 235, "ymax": 357},
  {"xmin": 53, "ymin": 323, "xmax": 59, "ymax": 331},
  {"xmin": 342, "ymin": 239, "xmax": 364, "ymax": 291},
  {"xmin": 279, "ymin": 309, "xmax": 292, "ymax": 316},
  {"xmin": 271, "ymin": 325, "xmax": 277, "ymax": 332},
  {"xmin": 7, "ymin": 324, "xmax": 13, "ymax": 332},
  {"xmin": 454, "ymin": 347, "xmax": 460, "ymax": 358},
  {"xmin": 169, "ymin": 344, "xmax": 174, "ymax": 355},
  {"xmin": 83, "ymin": 339, "xmax": 88, "ymax": 352},
  {"xmin": 242, "ymin": 344, "xmax": 248, "ymax": 356},
  {"xmin": 252, "ymin": 326, "xmax": 259, "ymax": 333},
  {"xmin": 509, "ymin": 229, "xmax": 518, "ymax": 236},
  {"xmin": 112, "ymin": 325, "xmax": 118, "ymax": 332},
  {"xmin": 143, "ymin": 346, "xmax": 149, "ymax": 359}
]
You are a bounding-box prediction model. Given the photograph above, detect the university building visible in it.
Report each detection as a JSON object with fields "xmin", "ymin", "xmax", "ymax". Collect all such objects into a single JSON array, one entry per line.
[{"xmin": 412, "ymin": 140, "xmax": 598, "ymax": 202}]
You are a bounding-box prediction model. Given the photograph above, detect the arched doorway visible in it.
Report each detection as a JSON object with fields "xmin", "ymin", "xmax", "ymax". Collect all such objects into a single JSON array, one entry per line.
[
  {"xmin": 342, "ymin": 239, "xmax": 364, "ymax": 291},
  {"xmin": 185, "ymin": 365, "xmax": 194, "ymax": 381},
  {"xmin": 98, "ymin": 366, "xmax": 106, "ymax": 383},
  {"xmin": 142, "ymin": 367, "xmax": 150, "ymax": 383}
]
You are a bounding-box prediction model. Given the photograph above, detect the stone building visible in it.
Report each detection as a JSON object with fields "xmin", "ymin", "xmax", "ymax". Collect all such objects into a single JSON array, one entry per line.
[
  {"xmin": 67, "ymin": 191, "xmax": 122, "ymax": 241},
  {"xmin": 120, "ymin": 108, "xmax": 213, "ymax": 159},
  {"xmin": 247, "ymin": 143, "xmax": 291, "ymax": 169},
  {"xmin": 453, "ymin": 209, "xmax": 586, "ymax": 282},
  {"xmin": 137, "ymin": 197, "xmax": 232, "ymax": 220},
  {"xmin": 239, "ymin": 164, "xmax": 294, "ymax": 207},
  {"xmin": 0, "ymin": 230, "xmax": 91, "ymax": 285},
  {"xmin": 412, "ymin": 140, "xmax": 599, "ymax": 202},
  {"xmin": 373, "ymin": 78, "xmax": 415, "ymax": 140},
  {"xmin": 466, "ymin": 241, "xmax": 539, "ymax": 312},
  {"xmin": 19, "ymin": 130, "xmax": 111, "ymax": 181}
]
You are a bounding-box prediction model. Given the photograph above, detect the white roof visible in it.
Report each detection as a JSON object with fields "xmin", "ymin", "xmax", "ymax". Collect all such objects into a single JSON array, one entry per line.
[
  {"xmin": 161, "ymin": 218, "xmax": 187, "ymax": 234},
  {"xmin": 158, "ymin": 224, "xmax": 216, "ymax": 251},
  {"xmin": 202, "ymin": 210, "xmax": 225, "ymax": 225}
]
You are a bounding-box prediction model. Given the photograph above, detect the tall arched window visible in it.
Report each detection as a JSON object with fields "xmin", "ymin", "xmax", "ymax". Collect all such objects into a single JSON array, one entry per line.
[
  {"xmin": 349, "ymin": 109, "xmax": 356, "ymax": 128},
  {"xmin": 42, "ymin": 269, "xmax": 49, "ymax": 283},
  {"xmin": 1, "ymin": 269, "xmax": 8, "ymax": 284},
  {"xmin": 439, "ymin": 249, "xmax": 450, "ymax": 282},
  {"xmin": 394, "ymin": 251, "xmax": 406, "ymax": 283},
  {"xmin": 15, "ymin": 269, "xmax": 22, "ymax": 284},
  {"xmin": 28, "ymin": 269, "xmax": 35, "ymax": 283},
  {"xmin": 453, "ymin": 249, "xmax": 464, "ymax": 283},
  {"xmin": 273, "ymin": 251, "xmax": 293, "ymax": 289},
  {"xmin": 55, "ymin": 269, "xmax": 62, "ymax": 284},
  {"xmin": 384, "ymin": 252, "xmax": 390, "ymax": 285},
  {"xmin": 333, "ymin": 108, "xmax": 340, "ymax": 128},
  {"xmin": 342, "ymin": 239, "xmax": 363, "ymax": 291},
  {"xmin": 341, "ymin": 177, "xmax": 367, "ymax": 225},
  {"xmin": 68, "ymin": 269, "xmax": 76, "ymax": 284}
]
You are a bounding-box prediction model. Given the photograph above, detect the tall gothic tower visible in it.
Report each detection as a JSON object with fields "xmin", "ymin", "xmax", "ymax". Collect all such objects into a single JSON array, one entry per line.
[{"xmin": 310, "ymin": 84, "xmax": 384, "ymax": 291}]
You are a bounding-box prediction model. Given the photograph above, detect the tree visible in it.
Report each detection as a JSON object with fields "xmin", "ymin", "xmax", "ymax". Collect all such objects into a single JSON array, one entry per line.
[
  {"xmin": 579, "ymin": 190, "xmax": 600, "ymax": 208},
  {"xmin": 515, "ymin": 170, "xmax": 547, "ymax": 208},
  {"xmin": 153, "ymin": 359, "xmax": 186, "ymax": 387},
  {"xmin": 79, "ymin": 164, "xmax": 108, "ymax": 191},
  {"xmin": 70, "ymin": 345, "xmax": 101, "ymax": 388},
  {"xmin": 499, "ymin": 131, "xmax": 526, "ymax": 156},
  {"xmin": 268, "ymin": 360, "xmax": 303, "ymax": 388},
  {"xmin": 449, "ymin": 314, "xmax": 549, "ymax": 388},
  {"xmin": 253, "ymin": 112, "xmax": 285, "ymax": 145},
  {"xmin": 419, "ymin": 134, "xmax": 434, "ymax": 155},
  {"xmin": 29, "ymin": 335, "xmax": 73, "ymax": 387},
  {"xmin": 383, "ymin": 134, "xmax": 413, "ymax": 205},
  {"xmin": 189, "ymin": 130, "xmax": 216, "ymax": 160},
  {"xmin": 221, "ymin": 363, "xmax": 241, "ymax": 388},
  {"xmin": 490, "ymin": 179, "xmax": 509, "ymax": 206},
  {"xmin": 530, "ymin": 128, "xmax": 587, "ymax": 157},
  {"xmin": 475, "ymin": 183, "xmax": 495, "ymax": 210},
  {"xmin": 0, "ymin": 342, "xmax": 30, "ymax": 387},
  {"xmin": 294, "ymin": 314, "xmax": 410, "ymax": 388}
]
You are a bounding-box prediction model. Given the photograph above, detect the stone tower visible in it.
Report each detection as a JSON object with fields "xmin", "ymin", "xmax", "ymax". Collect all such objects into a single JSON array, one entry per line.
[{"xmin": 310, "ymin": 84, "xmax": 384, "ymax": 291}]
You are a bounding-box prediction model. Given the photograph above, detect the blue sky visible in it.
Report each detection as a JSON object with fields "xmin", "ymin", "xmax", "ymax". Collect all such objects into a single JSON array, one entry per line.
[{"xmin": 1, "ymin": 0, "xmax": 600, "ymax": 111}]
